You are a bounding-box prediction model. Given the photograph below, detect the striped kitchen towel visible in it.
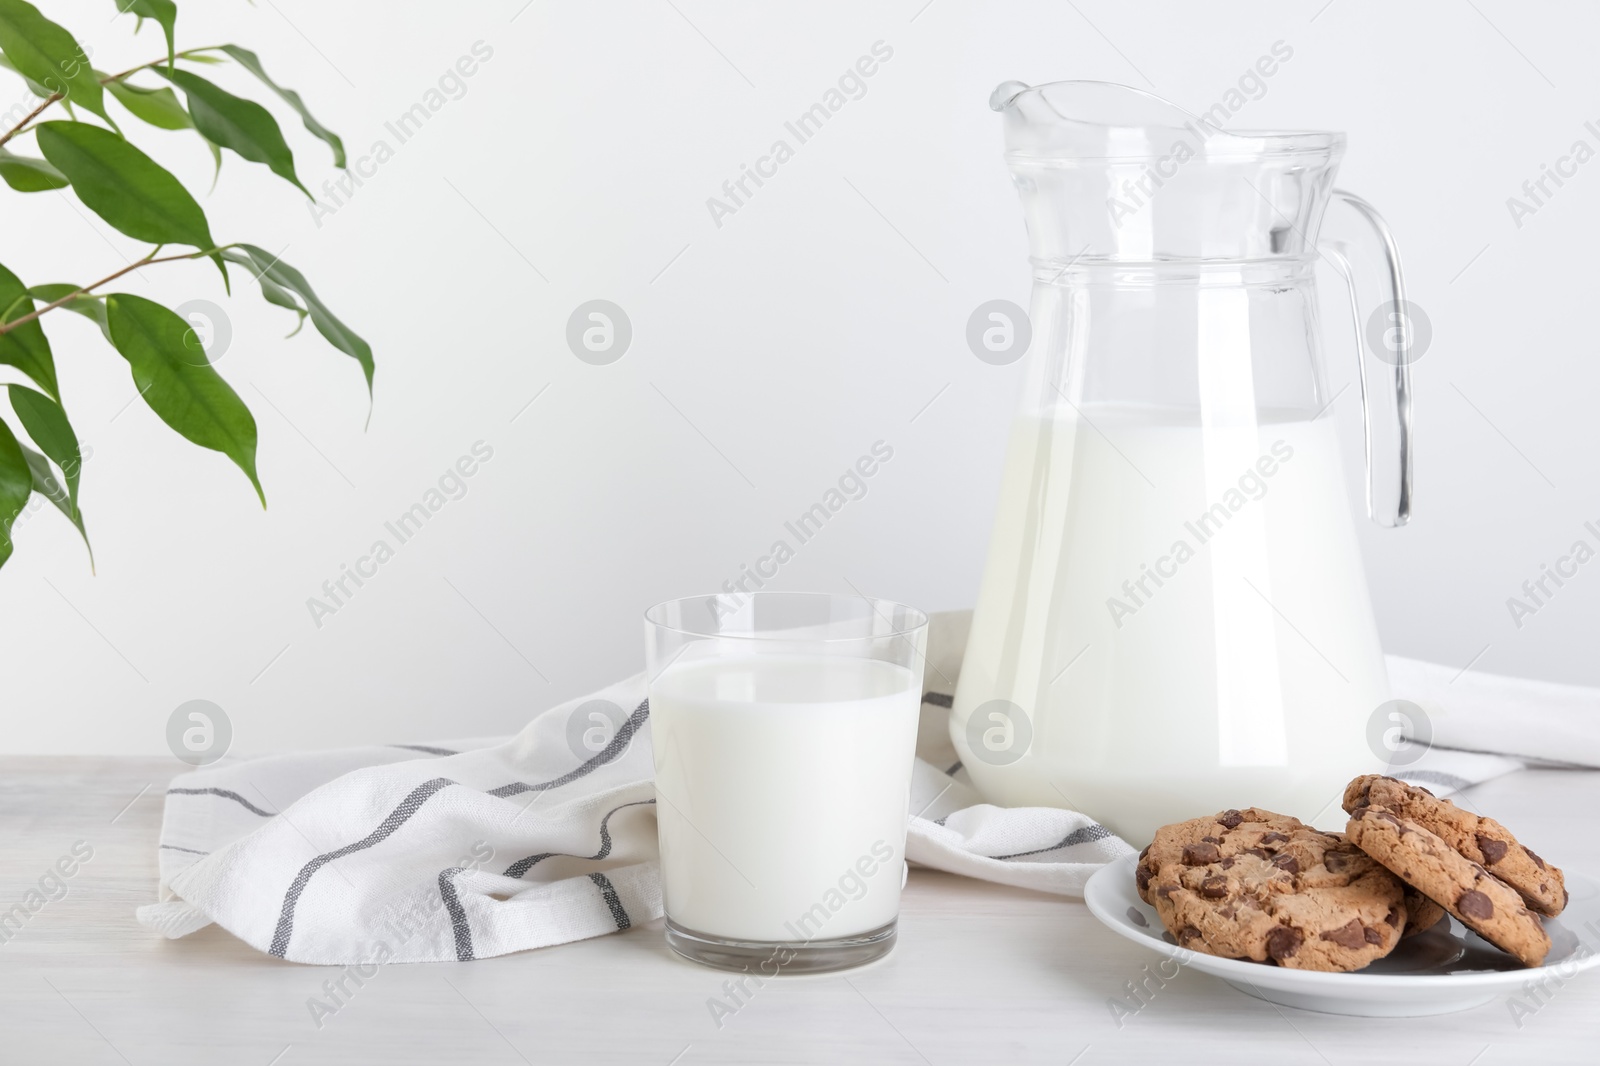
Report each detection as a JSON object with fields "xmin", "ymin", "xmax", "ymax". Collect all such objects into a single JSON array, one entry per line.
[{"xmin": 138, "ymin": 611, "xmax": 1586, "ymax": 964}]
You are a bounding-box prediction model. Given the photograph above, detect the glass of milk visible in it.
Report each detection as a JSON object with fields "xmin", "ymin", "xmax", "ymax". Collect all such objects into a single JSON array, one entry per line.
[{"xmin": 645, "ymin": 592, "xmax": 927, "ymax": 974}]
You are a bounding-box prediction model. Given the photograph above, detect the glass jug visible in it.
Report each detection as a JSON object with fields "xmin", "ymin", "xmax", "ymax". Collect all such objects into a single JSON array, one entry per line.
[{"xmin": 951, "ymin": 81, "xmax": 1415, "ymax": 845}]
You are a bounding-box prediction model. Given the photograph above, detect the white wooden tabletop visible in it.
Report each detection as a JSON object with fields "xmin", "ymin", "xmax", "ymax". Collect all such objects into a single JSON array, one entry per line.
[{"xmin": 2, "ymin": 757, "xmax": 1596, "ymax": 1065}]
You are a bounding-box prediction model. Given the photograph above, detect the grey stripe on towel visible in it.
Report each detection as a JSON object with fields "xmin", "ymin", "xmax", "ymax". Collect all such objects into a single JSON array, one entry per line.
[
  {"xmin": 487, "ymin": 700, "xmax": 649, "ymax": 799},
  {"xmin": 269, "ymin": 777, "xmax": 457, "ymax": 958},
  {"xmin": 588, "ymin": 872, "xmax": 630, "ymax": 930},
  {"xmin": 167, "ymin": 787, "xmax": 275, "ymax": 817},
  {"xmin": 992, "ymin": 824, "xmax": 1115, "ymax": 860},
  {"xmin": 502, "ymin": 800, "xmax": 656, "ymax": 879},
  {"xmin": 437, "ymin": 866, "xmax": 475, "ymax": 961}
]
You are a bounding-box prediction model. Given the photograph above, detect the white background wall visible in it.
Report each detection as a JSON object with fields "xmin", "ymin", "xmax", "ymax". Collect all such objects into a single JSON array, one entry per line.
[{"xmin": 2, "ymin": 0, "xmax": 1596, "ymax": 755}]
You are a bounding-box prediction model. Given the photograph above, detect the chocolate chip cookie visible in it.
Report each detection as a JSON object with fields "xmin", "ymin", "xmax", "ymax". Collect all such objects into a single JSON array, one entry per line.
[
  {"xmin": 1137, "ymin": 808, "xmax": 1409, "ymax": 972},
  {"xmin": 1346, "ymin": 803, "xmax": 1551, "ymax": 967},
  {"xmin": 1401, "ymin": 885, "xmax": 1446, "ymax": 938},
  {"xmin": 1344, "ymin": 774, "xmax": 1567, "ymax": 916}
]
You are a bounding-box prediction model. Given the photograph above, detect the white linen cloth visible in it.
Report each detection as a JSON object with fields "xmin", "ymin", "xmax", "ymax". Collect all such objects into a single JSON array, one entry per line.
[{"xmin": 139, "ymin": 611, "xmax": 1595, "ymax": 964}]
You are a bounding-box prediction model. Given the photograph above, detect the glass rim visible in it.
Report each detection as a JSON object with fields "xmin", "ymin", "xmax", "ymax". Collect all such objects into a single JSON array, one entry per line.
[{"xmin": 644, "ymin": 591, "xmax": 929, "ymax": 643}]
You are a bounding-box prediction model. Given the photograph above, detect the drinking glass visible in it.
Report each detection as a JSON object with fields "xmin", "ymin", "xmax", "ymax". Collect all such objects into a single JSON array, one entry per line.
[{"xmin": 645, "ymin": 592, "xmax": 928, "ymax": 974}]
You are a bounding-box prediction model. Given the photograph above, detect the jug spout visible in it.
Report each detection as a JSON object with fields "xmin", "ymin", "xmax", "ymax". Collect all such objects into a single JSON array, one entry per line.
[{"xmin": 993, "ymin": 80, "xmax": 1345, "ymax": 263}]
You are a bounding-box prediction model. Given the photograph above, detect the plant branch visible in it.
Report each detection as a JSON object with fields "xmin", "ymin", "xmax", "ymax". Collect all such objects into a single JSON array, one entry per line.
[
  {"xmin": 0, "ymin": 245, "xmax": 231, "ymax": 336},
  {"xmin": 101, "ymin": 46, "xmax": 227, "ymax": 87},
  {"xmin": 0, "ymin": 46, "xmax": 229, "ymax": 147},
  {"xmin": 0, "ymin": 93, "xmax": 62, "ymax": 150}
]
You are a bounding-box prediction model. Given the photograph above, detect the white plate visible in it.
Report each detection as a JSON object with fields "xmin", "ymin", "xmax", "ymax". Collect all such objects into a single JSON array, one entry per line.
[{"xmin": 1084, "ymin": 854, "xmax": 1600, "ymax": 1017}]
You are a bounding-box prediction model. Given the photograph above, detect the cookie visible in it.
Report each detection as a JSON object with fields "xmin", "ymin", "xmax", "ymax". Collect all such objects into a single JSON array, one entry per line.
[
  {"xmin": 1344, "ymin": 774, "xmax": 1566, "ymax": 916},
  {"xmin": 1401, "ymin": 885, "xmax": 1446, "ymax": 938},
  {"xmin": 1137, "ymin": 808, "xmax": 1408, "ymax": 972},
  {"xmin": 1346, "ymin": 804, "xmax": 1550, "ymax": 967}
]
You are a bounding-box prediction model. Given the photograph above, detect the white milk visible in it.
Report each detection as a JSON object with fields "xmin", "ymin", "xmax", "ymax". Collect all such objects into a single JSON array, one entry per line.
[
  {"xmin": 650, "ymin": 654, "xmax": 920, "ymax": 943},
  {"xmin": 953, "ymin": 408, "xmax": 1388, "ymax": 845}
]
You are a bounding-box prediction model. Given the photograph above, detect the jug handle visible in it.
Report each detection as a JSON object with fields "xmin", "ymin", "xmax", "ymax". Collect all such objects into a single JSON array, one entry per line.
[{"xmin": 1323, "ymin": 189, "xmax": 1414, "ymax": 528}]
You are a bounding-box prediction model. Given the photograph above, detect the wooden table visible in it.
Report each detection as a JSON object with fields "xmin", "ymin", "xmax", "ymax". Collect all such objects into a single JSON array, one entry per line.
[{"xmin": 2, "ymin": 757, "xmax": 1595, "ymax": 1064}]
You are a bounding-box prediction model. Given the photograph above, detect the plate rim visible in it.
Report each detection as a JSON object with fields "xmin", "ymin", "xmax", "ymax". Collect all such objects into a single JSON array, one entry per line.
[{"xmin": 1084, "ymin": 853, "xmax": 1600, "ymax": 990}]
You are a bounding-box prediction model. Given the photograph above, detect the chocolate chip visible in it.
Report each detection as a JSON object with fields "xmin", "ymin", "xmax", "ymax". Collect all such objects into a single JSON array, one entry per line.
[
  {"xmin": 1525, "ymin": 846, "xmax": 1547, "ymax": 870},
  {"xmin": 1415, "ymin": 785, "xmax": 1434, "ymax": 796},
  {"xmin": 1138, "ymin": 845, "xmax": 1150, "ymax": 861},
  {"xmin": 1218, "ymin": 809, "xmax": 1244, "ymax": 829},
  {"xmin": 1363, "ymin": 926, "xmax": 1383, "ymax": 945},
  {"xmin": 1182, "ymin": 842, "xmax": 1221, "ymax": 865},
  {"xmin": 1201, "ymin": 835, "xmax": 1221, "ymax": 845},
  {"xmin": 1177, "ymin": 925, "xmax": 1203, "ymax": 945},
  {"xmin": 1136, "ymin": 863, "xmax": 1153, "ymax": 893},
  {"xmin": 1220, "ymin": 857, "xmax": 1236, "ymax": 870},
  {"xmin": 1374, "ymin": 809, "xmax": 1404, "ymax": 828},
  {"xmin": 1319, "ymin": 919, "xmax": 1367, "ymax": 949},
  {"xmin": 1266, "ymin": 925, "xmax": 1303, "ymax": 961},
  {"xmin": 1351, "ymin": 804, "xmax": 1370, "ymax": 818},
  {"xmin": 1271, "ymin": 854, "xmax": 1300, "ymax": 875},
  {"xmin": 1324, "ymin": 851, "xmax": 1350, "ymax": 873},
  {"xmin": 1476, "ymin": 834, "xmax": 1508, "ymax": 865},
  {"xmin": 1458, "ymin": 889, "xmax": 1495, "ymax": 920},
  {"xmin": 1242, "ymin": 847, "xmax": 1269, "ymax": 860},
  {"xmin": 1261, "ymin": 832, "xmax": 1289, "ymax": 845},
  {"xmin": 1384, "ymin": 906, "xmax": 1401, "ymax": 928},
  {"xmin": 1219, "ymin": 905, "xmax": 1237, "ymax": 919},
  {"xmin": 1200, "ymin": 875, "xmax": 1229, "ymax": 899},
  {"xmin": 1156, "ymin": 883, "xmax": 1178, "ymax": 899}
]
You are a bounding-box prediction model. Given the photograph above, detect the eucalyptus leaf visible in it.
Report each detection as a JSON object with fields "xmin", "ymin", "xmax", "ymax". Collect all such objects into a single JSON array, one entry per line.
[
  {"xmin": 114, "ymin": 0, "xmax": 175, "ymax": 69},
  {"xmin": 26, "ymin": 283, "xmax": 107, "ymax": 334},
  {"xmin": 106, "ymin": 77, "xmax": 191, "ymax": 130},
  {"xmin": 8, "ymin": 382, "xmax": 83, "ymax": 515},
  {"xmin": 0, "ymin": 145, "xmax": 67, "ymax": 190},
  {"xmin": 0, "ymin": 414, "xmax": 32, "ymax": 568},
  {"xmin": 160, "ymin": 67, "xmax": 307, "ymax": 195},
  {"xmin": 106, "ymin": 293, "xmax": 264, "ymax": 505},
  {"xmin": 0, "ymin": 259, "xmax": 58, "ymax": 399},
  {"xmin": 0, "ymin": 0, "xmax": 110, "ymax": 123},
  {"xmin": 223, "ymin": 245, "xmax": 372, "ymax": 397},
  {"xmin": 219, "ymin": 44, "xmax": 345, "ymax": 167},
  {"xmin": 35, "ymin": 120, "xmax": 213, "ymax": 249},
  {"xmin": 18, "ymin": 440, "xmax": 90, "ymax": 564}
]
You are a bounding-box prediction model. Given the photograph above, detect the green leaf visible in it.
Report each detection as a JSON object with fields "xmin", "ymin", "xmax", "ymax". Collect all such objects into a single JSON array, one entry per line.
[
  {"xmin": 0, "ymin": 145, "xmax": 66, "ymax": 190},
  {"xmin": 114, "ymin": 0, "xmax": 176, "ymax": 70},
  {"xmin": 257, "ymin": 272, "xmax": 308, "ymax": 326},
  {"xmin": 106, "ymin": 293, "xmax": 264, "ymax": 505},
  {"xmin": 159, "ymin": 67, "xmax": 308, "ymax": 195},
  {"xmin": 106, "ymin": 77, "xmax": 191, "ymax": 130},
  {"xmin": 35, "ymin": 121, "xmax": 213, "ymax": 249},
  {"xmin": 0, "ymin": 260, "xmax": 58, "ymax": 399},
  {"xmin": 0, "ymin": 51, "xmax": 50, "ymax": 97},
  {"xmin": 26, "ymin": 284, "xmax": 107, "ymax": 334},
  {"xmin": 8, "ymin": 382, "xmax": 82, "ymax": 516},
  {"xmin": 0, "ymin": 0, "xmax": 110, "ymax": 123},
  {"xmin": 219, "ymin": 45, "xmax": 346, "ymax": 168},
  {"xmin": 200, "ymin": 132, "xmax": 222, "ymax": 190},
  {"xmin": 0, "ymin": 414, "xmax": 32, "ymax": 568},
  {"xmin": 224, "ymin": 245, "xmax": 372, "ymax": 398},
  {"xmin": 18, "ymin": 440, "xmax": 91, "ymax": 565}
]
